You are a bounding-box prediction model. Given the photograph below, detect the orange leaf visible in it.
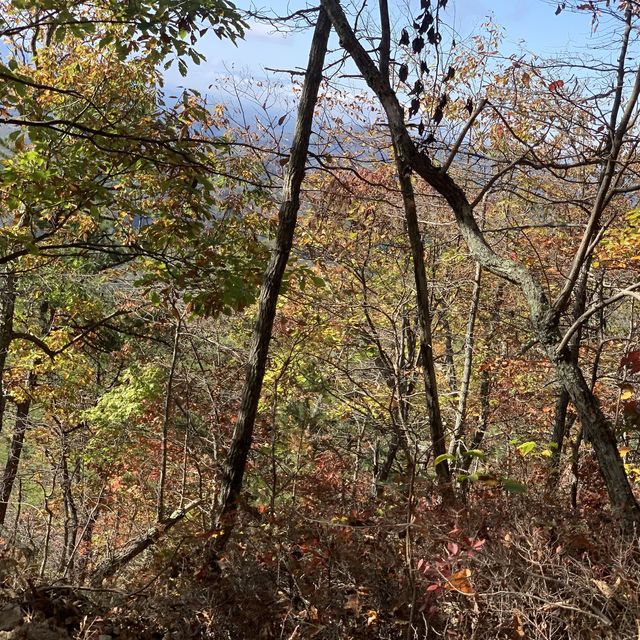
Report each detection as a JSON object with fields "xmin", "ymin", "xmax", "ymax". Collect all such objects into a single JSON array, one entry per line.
[{"xmin": 445, "ymin": 568, "xmax": 474, "ymax": 594}]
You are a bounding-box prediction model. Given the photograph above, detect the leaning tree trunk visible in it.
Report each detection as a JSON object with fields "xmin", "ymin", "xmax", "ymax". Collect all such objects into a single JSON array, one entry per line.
[
  {"xmin": 550, "ymin": 261, "xmax": 590, "ymax": 479},
  {"xmin": 209, "ymin": 10, "xmax": 331, "ymax": 556},
  {"xmin": 553, "ymin": 355, "xmax": 638, "ymax": 523},
  {"xmin": 91, "ymin": 499, "xmax": 200, "ymax": 585}
]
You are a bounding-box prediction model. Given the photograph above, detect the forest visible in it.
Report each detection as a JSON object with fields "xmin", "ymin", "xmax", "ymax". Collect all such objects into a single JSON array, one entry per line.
[{"xmin": 1, "ymin": 0, "xmax": 640, "ymax": 638}]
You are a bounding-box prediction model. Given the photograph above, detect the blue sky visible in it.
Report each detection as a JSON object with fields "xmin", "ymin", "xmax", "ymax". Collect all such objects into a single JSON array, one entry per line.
[{"xmin": 165, "ymin": 0, "xmax": 600, "ymax": 93}]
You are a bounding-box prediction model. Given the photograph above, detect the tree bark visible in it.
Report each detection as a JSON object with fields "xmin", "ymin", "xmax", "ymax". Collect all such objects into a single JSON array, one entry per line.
[
  {"xmin": 210, "ymin": 10, "xmax": 331, "ymax": 554},
  {"xmin": 0, "ymin": 270, "xmax": 16, "ymax": 433},
  {"xmin": 59, "ymin": 436, "xmax": 79, "ymax": 576},
  {"xmin": 91, "ymin": 499, "xmax": 201, "ymax": 585},
  {"xmin": 462, "ymin": 366, "xmax": 492, "ymax": 473},
  {"xmin": 550, "ymin": 261, "xmax": 590, "ymax": 478},
  {"xmin": 374, "ymin": 433, "xmax": 400, "ymax": 497},
  {"xmin": 0, "ymin": 371, "xmax": 35, "ymax": 526},
  {"xmin": 553, "ymin": 357, "xmax": 637, "ymax": 523},
  {"xmin": 158, "ymin": 314, "xmax": 182, "ymax": 522},
  {"xmin": 440, "ymin": 309, "xmax": 458, "ymax": 394},
  {"xmin": 394, "ymin": 162, "xmax": 451, "ymax": 490},
  {"xmin": 449, "ymin": 262, "xmax": 482, "ymax": 456}
]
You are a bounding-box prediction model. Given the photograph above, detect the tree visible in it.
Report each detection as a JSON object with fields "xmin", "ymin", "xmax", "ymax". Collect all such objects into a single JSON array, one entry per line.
[
  {"xmin": 319, "ymin": 0, "xmax": 640, "ymax": 530},
  {"xmin": 210, "ymin": 8, "xmax": 332, "ymax": 556},
  {"xmin": 0, "ymin": 0, "xmax": 277, "ymax": 562}
]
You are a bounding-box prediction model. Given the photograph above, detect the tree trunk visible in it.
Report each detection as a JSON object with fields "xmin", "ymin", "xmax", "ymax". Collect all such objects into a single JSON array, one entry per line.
[
  {"xmin": 91, "ymin": 499, "xmax": 200, "ymax": 585},
  {"xmin": 60, "ymin": 439, "xmax": 79, "ymax": 576},
  {"xmin": 158, "ymin": 314, "xmax": 182, "ymax": 522},
  {"xmin": 450, "ymin": 262, "xmax": 482, "ymax": 456},
  {"xmin": 0, "ymin": 270, "xmax": 16, "ymax": 433},
  {"xmin": 550, "ymin": 390, "xmax": 570, "ymax": 475},
  {"xmin": 553, "ymin": 357, "xmax": 638, "ymax": 529},
  {"xmin": 210, "ymin": 10, "xmax": 331, "ymax": 555},
  {"xmin": 394, "ymin": 160, "xmax": 451, "ymax": 491},
  {"xmin": 440, "ymin": 309, "xmax": 457, "ymax": 393},
  {"xmin": 462, "ymin": 366, "xmax": 492, "ymax": 473},
  {"xmin": 374, "ymin": 433, "xmax": 400, "ymax": 497},
  {"xmin": 0, "ymin": 371, "xmax": 35, "ymax": 526},
  {"xmin": 550, "ymin": 262, "xmax": 590, "ymax": 477}
]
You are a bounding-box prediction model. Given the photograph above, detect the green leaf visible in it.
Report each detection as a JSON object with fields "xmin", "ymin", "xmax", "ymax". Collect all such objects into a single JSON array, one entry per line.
[
  {"xmin": 462, "ymin": 449, "xmax": 485, "ymax": 459},
  {"xmin": 434, "ymin": 453, "xmax": 455, "ymax": 467},
  {"xmin": 516, "ymin": 441, "xmax": 536, "ymax": 456},
  {"xmin": 501, "ymin": 478, "xmax": 527, "ymax": 494}
]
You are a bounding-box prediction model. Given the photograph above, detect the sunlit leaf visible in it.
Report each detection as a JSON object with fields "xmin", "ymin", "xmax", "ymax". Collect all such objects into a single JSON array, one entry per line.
[
  {"xmin": 620, "ymin": 385, "xmax": 634, "ymax": 401},
  {"xmin": 434, "ymin": 453, "xmax": 455, "ymax": 467},
  {"xmin": 516, "ymin": 441, "xmax": 536, "ymax": 456}
]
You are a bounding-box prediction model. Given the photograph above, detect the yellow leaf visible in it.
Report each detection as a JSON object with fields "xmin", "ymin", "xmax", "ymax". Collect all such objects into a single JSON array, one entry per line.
[
  {"xmin": 366, "ymin": 610, "xmax": 378, "ymax": 625},
  {"xmin": 620, "ymin": 385, "xmax": 634, "ymax": 400},
  {"xmin": 619, "ymin": 447, "xmax": 630, "ymax": 457}
]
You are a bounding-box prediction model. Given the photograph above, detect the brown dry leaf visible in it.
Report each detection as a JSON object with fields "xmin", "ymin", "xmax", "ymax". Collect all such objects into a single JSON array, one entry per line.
[
  {"xmin": 566, "ymin": 533, "xmax": 594, "ymax": 553},
  {"xmin": 345, "ymin": 593, "xmax": 361, "ymax": 615},
  {"xmin": 512, "ymin": 608, "xmax": 525, "ymax": 638},
  {"xmin": 366, "ymin": 610, "xmax": 379, "ymax": 626},
  {"xmin": 445, "ymin": 568, "xmax": 473, "ymax": 594},
  {"xmin": 592, "ymin": 579, "xmax": 614, "ymax": 599}
]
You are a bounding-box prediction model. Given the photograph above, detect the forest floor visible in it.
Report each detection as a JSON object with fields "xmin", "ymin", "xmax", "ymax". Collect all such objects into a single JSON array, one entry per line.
[{"xmin": 1, "ymin": 471, "xmax": 640, "ymax": 640}]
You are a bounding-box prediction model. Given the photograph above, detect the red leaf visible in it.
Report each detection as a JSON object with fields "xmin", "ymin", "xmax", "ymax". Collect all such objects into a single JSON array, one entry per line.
[
  {"xmin": 623, "ymin": 400, "xmax": 640, "ymax": 427},
  {"xmin": 548, "ymin": 80, "xmax": 564, "ymax": 92},
  {"xmin": 621, "ymin": 350, "xmax": 640, "ymax": 373},
  {"xmin": 447, "ymin": 541, "xmax": 459, "ymax": 555}
]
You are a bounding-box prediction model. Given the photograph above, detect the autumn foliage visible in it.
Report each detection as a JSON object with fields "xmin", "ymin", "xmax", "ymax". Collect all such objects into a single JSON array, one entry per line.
[{"xmin": 1, "ymin": 1, "xmax": 640, "ymax": 639}]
